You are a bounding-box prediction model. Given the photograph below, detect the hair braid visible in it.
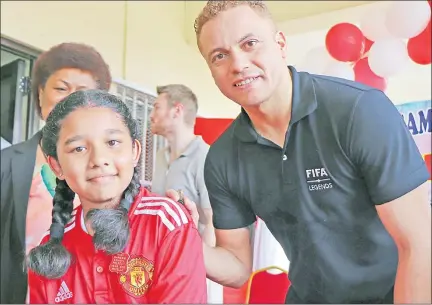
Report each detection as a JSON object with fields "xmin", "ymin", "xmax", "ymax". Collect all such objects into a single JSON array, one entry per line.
[
  {"xmin": 87, "ymin": 167, "xmax": 141, "ymax": 254},
  {"xmin": 119, "ymin": 169, "xmax": 141, "ymax": 211},
  {"xmin": 27, "ymin": 179, "xmax": 75, "ymax": 279}
]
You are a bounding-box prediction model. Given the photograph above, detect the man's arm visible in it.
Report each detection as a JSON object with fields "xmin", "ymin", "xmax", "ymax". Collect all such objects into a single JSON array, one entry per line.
[
  {"xmin": 376, "ymin": 182, "xmax": 431, "ymax": 303},
  {"xmin": 196, "ymin": 156, "xmax": 216, "ymax": 246},
  {"xmin": 201, "ymin": 208, "xmax": 216, "ymax": 246},
  {"xmin": 347, "ymin": 89, "xmax": 431, "ymax": 303},
  {"xmin": 202, "ymin": 150, "xmax": 256, "ymax": 288},
  {"xmin": 203, "ymin": 227, "xmax": 253, "ymax": 287}
]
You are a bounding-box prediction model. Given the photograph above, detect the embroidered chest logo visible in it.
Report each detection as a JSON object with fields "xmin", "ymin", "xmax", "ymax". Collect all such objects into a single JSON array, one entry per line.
[
  {"xmin": 305, "ymin": 167, "xmax": 333, "ymax": 191},
  {"xmin": 109, "ymin": 253, "xmax": 154, "ymax": 298}
]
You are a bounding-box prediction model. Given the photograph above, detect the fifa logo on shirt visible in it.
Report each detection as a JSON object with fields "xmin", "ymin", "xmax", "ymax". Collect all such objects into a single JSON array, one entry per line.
[{"xmin": 305, "ymin": 167, "xmax": 333, "ymax": 191}]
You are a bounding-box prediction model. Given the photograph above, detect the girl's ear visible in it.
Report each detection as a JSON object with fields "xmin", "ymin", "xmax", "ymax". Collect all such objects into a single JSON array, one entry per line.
[
  {"xmin": 47, "ymin": 156, "xmax": 64, "ymax": 179},
  {"xmin": 132, "ymin": 139, "xmax": 142, "ymax": 167}
]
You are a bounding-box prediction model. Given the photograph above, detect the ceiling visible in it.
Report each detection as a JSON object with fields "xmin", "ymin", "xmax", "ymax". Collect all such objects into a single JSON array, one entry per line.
[{"xmin": 183, "ymin": 1, "xmax": 375, "ymax": 46}]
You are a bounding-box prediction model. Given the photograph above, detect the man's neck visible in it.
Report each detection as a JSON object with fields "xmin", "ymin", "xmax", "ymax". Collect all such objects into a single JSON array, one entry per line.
[
  {"xmin": 165, "ymin": 125, "xmax": 197, "ymax": 162},
  {"xmin": 245, "ymin": 67, "xmax": 293, "ymax": 141}
]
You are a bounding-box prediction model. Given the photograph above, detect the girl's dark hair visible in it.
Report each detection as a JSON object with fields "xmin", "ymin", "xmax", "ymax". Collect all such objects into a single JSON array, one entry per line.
[
  {"xmin": 27, "ymin": 89, "xmax": 141, "ymax": 279},
  {"xmin": 31, "ymin": 42, "xmax": 112, "ymax": 118}
]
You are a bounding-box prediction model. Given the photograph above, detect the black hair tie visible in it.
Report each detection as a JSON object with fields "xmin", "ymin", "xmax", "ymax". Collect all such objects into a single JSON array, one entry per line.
[{"xmin": 50, "ymin": 223, "xmax": 65, "ymax": 239}]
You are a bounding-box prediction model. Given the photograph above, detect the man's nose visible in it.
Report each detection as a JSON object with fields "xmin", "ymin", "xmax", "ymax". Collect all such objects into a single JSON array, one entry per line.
[{"xmin": 230, "ymin": 49, "xmax": 250, "ymax": 74}]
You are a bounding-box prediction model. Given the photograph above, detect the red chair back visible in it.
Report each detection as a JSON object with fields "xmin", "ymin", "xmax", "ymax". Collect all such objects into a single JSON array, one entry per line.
[{"xmin": 246, "ymin": 267, "xmax": 291, "ymax": 304}]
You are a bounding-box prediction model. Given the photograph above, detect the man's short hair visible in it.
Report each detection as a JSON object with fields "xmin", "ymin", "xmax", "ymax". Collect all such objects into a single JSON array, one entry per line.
[
  {"xmin": 156, "ymin": 84, "xmax": 198, "ymax": 126},
  {"xmin": 194, "ymin": 1, "xmax": 272, "ymax": 40},
  {"xmin": 31, "ymin": 42, "xmax": 112, "ymax": 118}
]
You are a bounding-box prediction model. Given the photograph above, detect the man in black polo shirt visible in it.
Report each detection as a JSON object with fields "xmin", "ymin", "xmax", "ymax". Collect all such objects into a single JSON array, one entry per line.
[{"xmin": 192, "ymin": 1, "xmax": 431, "ymax": 303}]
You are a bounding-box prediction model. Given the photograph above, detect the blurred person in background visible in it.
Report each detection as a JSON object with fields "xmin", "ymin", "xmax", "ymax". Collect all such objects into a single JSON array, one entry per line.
[{"xmin": 150, "ymin": 84, "xmax": 223, "ymax": 304}]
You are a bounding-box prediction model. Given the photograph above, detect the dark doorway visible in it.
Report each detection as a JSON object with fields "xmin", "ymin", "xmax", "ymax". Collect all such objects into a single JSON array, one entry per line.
[{"xmin": 1, "ymin": 58, "xmax": 27, "ymax": 145}]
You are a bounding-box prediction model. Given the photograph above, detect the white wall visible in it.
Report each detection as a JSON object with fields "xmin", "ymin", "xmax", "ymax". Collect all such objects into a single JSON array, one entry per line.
[
  {"xmin": 0, "ymin": 1, "xmax": 238, "ymax": 118},
  {"xmin": 1, "ymin": 1, "xmax": 430, "ymax": 120}
]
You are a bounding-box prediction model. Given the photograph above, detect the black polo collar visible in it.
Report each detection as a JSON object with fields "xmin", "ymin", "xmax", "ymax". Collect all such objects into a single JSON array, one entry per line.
[{"xmin": 234, "ymin": 66, "xmax": 318, "ymax": 143}]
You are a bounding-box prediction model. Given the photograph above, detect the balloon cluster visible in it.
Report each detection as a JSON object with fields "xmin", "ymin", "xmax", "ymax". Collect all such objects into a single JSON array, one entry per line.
[{"xmin": 298, "ymin": 1, "xmax": 431, "ymax": 92}]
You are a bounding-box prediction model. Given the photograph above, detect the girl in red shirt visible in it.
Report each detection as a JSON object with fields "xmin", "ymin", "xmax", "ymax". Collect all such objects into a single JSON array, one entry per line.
[{"xmin": 27, "ymin": 89, "xmax": 207, "ymax": 303}]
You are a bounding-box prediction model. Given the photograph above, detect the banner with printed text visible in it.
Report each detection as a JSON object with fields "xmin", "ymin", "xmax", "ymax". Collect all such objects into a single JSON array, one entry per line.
[{"xmin": 396, "ymin": 100, "xmax": 431, "ymax": 204}]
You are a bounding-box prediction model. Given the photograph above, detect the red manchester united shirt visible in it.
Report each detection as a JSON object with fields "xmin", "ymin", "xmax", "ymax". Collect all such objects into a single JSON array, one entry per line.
[{"xmin": 28, "ymin": 188, "xmax": 207, "ymax": 303}]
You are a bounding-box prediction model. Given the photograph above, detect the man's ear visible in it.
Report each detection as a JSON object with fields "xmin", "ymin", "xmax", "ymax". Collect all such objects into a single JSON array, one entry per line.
[
  {"xmin": 172, "ymin": 102, "xmax": 184, "ymax": 119},
  {"xmin": 275, "ymin": 30, "xmax": 288, "ymax": 59},
  {"xmin": 132, "ymin": 139, "xmax": 142, "ymax": 167},
  {"xmin": 47, "ymin": 156, "xmax": 64, "ymax": 180}
]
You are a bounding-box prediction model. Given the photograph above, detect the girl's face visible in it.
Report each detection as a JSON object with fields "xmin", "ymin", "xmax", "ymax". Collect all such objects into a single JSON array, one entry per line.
[{"xmin": 48, "ymin": 107, "xmax": 141, "ymax": 207}]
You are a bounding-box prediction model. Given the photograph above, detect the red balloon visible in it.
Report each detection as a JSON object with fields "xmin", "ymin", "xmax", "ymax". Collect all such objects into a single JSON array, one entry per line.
[
  {"xmin": 407, "ymin": 21, "xmax": 431, "ymax": 65},
  {"xmin": 354, "ymin": 57, "xmax": 387, "ymax": 91},
  {"xmin": 364, "ymin": 38, "xmax": 374, "ymax": 54},
  {"xmin": 325, "ymin": 23, "xmax": 365, "ymax": 62}
]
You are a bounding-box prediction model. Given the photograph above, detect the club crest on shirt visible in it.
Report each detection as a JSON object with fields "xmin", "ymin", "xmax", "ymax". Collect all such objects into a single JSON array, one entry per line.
[{"xmin": 117, "ymin": 255, "xmax": 154, "ymax": 298}]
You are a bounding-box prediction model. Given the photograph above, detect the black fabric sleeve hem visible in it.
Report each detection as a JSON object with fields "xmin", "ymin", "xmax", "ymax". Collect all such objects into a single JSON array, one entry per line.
[
  {"xmin": 373, "ymin": 164, "xmax": 430, "ymax": 205},
  {"xmin": 213, "ymin": 216, "xmax": 256, "ymax": 230}
]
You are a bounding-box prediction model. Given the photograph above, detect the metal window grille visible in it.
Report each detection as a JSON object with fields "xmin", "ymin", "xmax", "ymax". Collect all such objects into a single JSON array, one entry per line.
[{"xmin": 110, "ymin": 79, "xmax": 167, "ymax": 187}]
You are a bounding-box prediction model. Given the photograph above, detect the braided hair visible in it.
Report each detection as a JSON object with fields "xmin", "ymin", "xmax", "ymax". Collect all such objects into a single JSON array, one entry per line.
[{"xmin": 27, "ymin": 89, "xmax": 141, "ymax": 279}]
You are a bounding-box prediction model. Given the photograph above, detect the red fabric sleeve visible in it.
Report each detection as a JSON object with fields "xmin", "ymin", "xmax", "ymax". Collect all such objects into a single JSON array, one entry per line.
[
  {"xmin": 28, "ymin": 270, "xmax": 47, "ymax": 304},
  {"xmin": 148, "ymin": 224, "xmax": 207, "ymax": 303}
]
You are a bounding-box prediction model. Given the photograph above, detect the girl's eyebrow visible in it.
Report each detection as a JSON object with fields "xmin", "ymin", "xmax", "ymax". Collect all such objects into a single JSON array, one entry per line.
[
  {"xmin": 64, "ymin": 129, "xmax": 124, "ymax": 146},
  {"xmin": 64, "ymin": 135, "xmax": 83, "ymax": 146},
  {"xmin": 106, "ymin": 128, "xmax": 124, "ymax": 135}
]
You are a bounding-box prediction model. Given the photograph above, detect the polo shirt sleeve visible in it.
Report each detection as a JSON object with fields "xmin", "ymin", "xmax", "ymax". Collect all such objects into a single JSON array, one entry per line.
[
  {"xmin": 346, "ymin": 89, "xmax": 429, "ymax": 205},
  {"xmin": 148, "ymin": 224, "xmax": 207, "ymax": 303},
  {"xmin": 204, "ymin": 151, "xmax": 256, "ymax": 229}
]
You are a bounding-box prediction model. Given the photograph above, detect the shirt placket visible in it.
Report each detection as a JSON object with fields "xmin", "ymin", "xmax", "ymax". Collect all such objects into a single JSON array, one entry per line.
[{"xmin": 93, "ymin": 251, "xmax": 111, "ymax": 303}]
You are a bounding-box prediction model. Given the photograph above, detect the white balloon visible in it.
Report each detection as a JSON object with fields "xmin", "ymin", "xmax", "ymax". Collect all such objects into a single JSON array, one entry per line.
[
  {"xmin": 360, "ymin": 7, "xmax": 394, "ymax": 42},
  {"xmin": 323, "ymin": 61, "xmax": 355, "ymax": 81},
  {"xmin": 386, "ymin": 1, "xmax": 431, "ymax": 39},
  {"xmin": 296, "ymin": 47, "xmax": 336, "ymax": 75},
  {"xmin": 368, "ymin": 38, "xmax": 410, "ymax": 78}
]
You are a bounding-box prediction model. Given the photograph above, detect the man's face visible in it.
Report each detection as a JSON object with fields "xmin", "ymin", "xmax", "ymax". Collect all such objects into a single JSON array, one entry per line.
[
  {"xmin": 198, "ymin": 5, "xmax": 287, "ymax": 109},
  {"xmin": 150, "ymin": 93, "xmax": 175, "ymax": 136}
]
